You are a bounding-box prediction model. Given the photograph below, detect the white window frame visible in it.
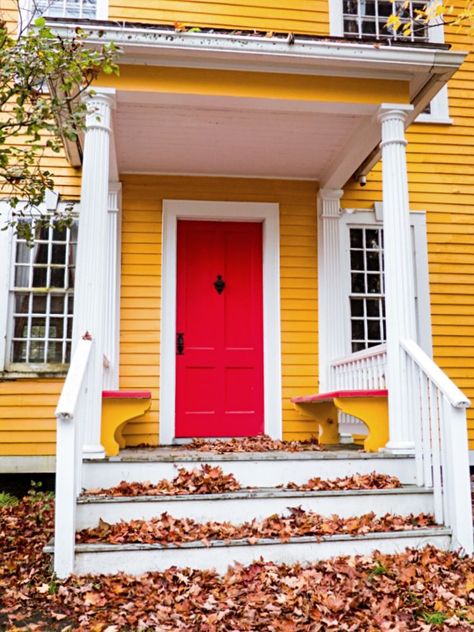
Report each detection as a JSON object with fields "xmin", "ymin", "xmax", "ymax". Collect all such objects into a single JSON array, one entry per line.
[
  {"xmin": 18, "ymin": 0, "xmax": 108, "ymax": 26},
  {"xmin": 340, "ymin": 209, "xmax": 433, "ymax": 357},
  {"xmin": 328, "ymin": 0, "xmax": 451, "ymax": 124},
  {"xmin": 160, "ymin": 200, "xmax": 282, "ymax": 444},
  {"xmin": 0, "ymin": 201, "xmax": 78, "ymax": 375}
]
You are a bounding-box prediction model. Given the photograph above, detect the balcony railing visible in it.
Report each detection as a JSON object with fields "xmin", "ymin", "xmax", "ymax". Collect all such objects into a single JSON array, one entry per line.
[{"xmin": 343, "ymin": 0, "xmax": 430, "ymax": 42}]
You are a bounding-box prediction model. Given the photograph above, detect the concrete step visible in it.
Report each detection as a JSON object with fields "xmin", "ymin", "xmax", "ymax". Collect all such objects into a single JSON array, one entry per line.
[
  {"xmin": 51, "ymin": 528, "xmax": 451, "ymax": 575},
  {"xmin": 77, "ymin": 486, "xmax": 433, "ymax": 529},
  {"xmin": 82, "ymin": 449, "xmax": 416, "ymax": 489}
]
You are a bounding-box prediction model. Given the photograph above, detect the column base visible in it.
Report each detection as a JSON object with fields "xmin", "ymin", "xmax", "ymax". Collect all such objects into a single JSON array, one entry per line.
[
  {"xmin": 381, "ymin": 440, "xmax": 415, "ymax": 455},
  {"xmin": 82, "ymin": 444, "xmax": 106, "ymax": 459}
]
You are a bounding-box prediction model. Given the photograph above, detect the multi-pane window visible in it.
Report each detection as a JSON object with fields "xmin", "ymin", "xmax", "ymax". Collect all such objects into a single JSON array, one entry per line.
[
  {"xmin": 343, "ymin": 0, "xmax": 429, "ymax": 41},
  {"xmin": 34, "ymin": 0, "xmax": 97, "ymax": 19},
  {"xmin": 349, "ymin": 227, "xmax": 386, "ymax": 353},
  {"xmin": 9, "ymin": 221, "xmax": 77, "ymax": 368}
]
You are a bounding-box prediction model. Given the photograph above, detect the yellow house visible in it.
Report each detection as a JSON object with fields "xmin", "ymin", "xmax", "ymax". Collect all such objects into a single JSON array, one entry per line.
[{"xmin": 1, "ymin": 0, "xmax": 474, "ymax": 576}]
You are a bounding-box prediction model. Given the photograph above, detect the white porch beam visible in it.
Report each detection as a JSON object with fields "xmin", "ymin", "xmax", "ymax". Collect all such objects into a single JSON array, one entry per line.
[
  {"xmin": 317, "ymin": 188, "xmax": 345, "ymax": 391},
  {"xmin": 72, "ymin": 89, "xmax": 116, "ymax": 458},
  {"xmin": 379, "ymin": 104, "xmax": 417, "ymax": 454}
]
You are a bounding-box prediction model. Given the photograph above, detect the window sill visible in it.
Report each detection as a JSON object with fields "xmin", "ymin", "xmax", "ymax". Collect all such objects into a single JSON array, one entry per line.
[
  {"xmin": 415, "ymin": 114, "xmax": 453, "ymax": 125},
  {"xmin": 0, "ymin": 369, "xmax": 67, "ymax": 380}
]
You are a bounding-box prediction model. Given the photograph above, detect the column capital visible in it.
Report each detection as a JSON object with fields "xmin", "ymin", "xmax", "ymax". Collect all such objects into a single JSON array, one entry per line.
[
  {"xmin": 318, "ymin": 188, "xmax": 344, "ymax": 219},
  {"xmin": 84, "ymin": 88, "xmax": 116, "ymax": 133},
  {"xmin": 378, "ymin": 103, "xmax": 413, "ymax": 124}
]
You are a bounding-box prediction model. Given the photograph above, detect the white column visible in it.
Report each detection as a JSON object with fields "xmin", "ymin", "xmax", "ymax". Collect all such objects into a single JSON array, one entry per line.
[
  {"xmin": 72, "ymin": 90, "xmax": 115, "ymax": 458},
  {"xmin": 379, "ymin": 104, "xmax": 417, "ymax": 453},
  {"xmin": 318, "ymin": 188, "xmax": 345, "ymax": 391},
  {"xmin": 103, "ymin": 182, "xmax": 122, "ymax": 390}
]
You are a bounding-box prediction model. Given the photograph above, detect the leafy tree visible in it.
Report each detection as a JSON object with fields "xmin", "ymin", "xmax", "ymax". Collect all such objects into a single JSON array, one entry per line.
[{"xmin": 0, "ymin": 2, "xmax": 119, "ymax": 242}]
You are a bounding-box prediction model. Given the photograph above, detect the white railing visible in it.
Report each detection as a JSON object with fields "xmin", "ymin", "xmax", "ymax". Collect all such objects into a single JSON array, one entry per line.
[
  {"xmin": 329, "ymin": 343, "xmax": 387, "ymax": 391},
  {"xmin": 401, "ymin": 338, "xmax": 473, "ymax": 554},
  {"xmin": 53, "ymin": 333, "xmax": 94, "ymax": 578}
]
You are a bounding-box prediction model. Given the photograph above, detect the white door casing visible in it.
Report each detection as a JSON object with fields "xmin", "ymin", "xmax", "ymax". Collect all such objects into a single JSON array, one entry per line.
[{"xmin": 160, "ymin": 200, "xmax": 282, "ymax": 444}]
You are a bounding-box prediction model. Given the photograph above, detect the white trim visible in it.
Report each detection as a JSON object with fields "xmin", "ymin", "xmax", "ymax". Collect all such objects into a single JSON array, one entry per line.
[
  {"xmin": 0, "ymin": 455, "xmax": 56, "ymax": 473},
  {"xmin": 96, "ymin": 0, "xmax": 108, "ymax": 20},
  {"xmin": 469, "ymin": 451, "xmax": 474, "ymax": 467},
  {"xmin": 416, "ymin": 86, "xmax": 452, "ymax": 125},
  {"xmin": 338, "ymin": 210, "xmax": 432, "ymax": 357},
  {"xmin": 160, "ymin": 201, "xmax": 282, "ymax": 444},
  {"xmin": 0, "ymin": 204, "xmax": 13, "ymax": 371}
]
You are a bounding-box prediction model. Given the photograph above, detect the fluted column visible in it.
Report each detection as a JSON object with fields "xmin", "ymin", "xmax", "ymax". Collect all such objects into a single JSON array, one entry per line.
[
  {"xmin": 379, "ymin": 104, "xmax": 417, "ymax": 453},
  {"xmin": 103, "ymin": 182, "xmax": 122, "ymax": 390},
  {"xmin": 318, "ymin": 188, "xmax": 345, "ymax": 391},
  {"xmin": 72, "ymin": 90, "xmax": 115, "ymax": 458}
]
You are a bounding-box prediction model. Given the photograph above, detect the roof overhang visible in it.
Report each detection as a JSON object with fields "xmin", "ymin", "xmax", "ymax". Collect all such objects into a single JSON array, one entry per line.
[{"xmin": 48, "ymin": 20, "xmax": 467, "ymax": 186}]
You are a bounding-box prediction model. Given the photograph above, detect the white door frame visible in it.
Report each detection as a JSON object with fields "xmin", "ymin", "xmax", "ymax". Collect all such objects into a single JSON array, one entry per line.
[{"xmin": 160, "ymin": 200, "xmax": 282, "ymax": 444}]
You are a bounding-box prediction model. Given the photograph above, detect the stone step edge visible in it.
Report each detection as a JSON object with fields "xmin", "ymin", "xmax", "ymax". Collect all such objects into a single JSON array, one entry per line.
[
  {"xmin": 84, "ymin": 451, "xmax": 414, "ymax": 464},
  {"xmin": 44, "ymin": 527, "xmax": 450, "ymax": 555},
  {"xmin": 78, "ymin": 485, "xmax": 431, "ymax": 504}
]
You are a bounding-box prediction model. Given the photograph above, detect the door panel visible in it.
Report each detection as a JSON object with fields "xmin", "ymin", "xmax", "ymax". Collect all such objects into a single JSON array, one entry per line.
[{"xmin": 175, "ymin": 220, "xmax": 264, "ymax": 437}]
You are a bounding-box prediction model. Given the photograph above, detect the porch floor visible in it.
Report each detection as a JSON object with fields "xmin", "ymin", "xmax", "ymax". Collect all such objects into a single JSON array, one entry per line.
[{"xmin": 88, "ymin": 445, "xmax": 412, "ymax": 463}]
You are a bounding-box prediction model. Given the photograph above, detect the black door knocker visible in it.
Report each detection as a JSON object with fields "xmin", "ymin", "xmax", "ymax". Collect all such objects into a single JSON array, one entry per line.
[
  {"xmin": 213, "ymin": 275, "xmax": 225, "ymax": 295},
  {"xmin": 176, "ymin": 332, "xmax": 184, "ymax": 355}
]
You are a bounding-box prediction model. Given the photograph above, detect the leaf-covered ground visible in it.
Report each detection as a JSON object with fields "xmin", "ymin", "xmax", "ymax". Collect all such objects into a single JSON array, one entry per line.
[
  {"xmin": 2, "ymin": 493, "xmax": 474, "ymax": 630},
  {"xmin": 83, "ymin": 467, "xmax": 402, "ymax": 497}
]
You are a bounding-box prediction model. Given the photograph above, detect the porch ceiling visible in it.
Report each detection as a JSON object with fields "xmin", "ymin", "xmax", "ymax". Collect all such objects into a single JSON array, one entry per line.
[{"xmin": 113, "ymin": 92, "xmax": 374, "ymax": 183}]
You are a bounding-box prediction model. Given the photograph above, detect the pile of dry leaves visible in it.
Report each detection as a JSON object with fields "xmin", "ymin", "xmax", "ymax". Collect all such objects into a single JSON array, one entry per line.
[
  {"xmin": 284, "ymin": 472, "xmax": 402, "ymax": 492},
  {"xmin": 77, "ymin": 509, "xmax": 437, "ymax": 546},
  {"xmin": 83, "ymin": 464, "xmax": 241, "ymax": 497},
  {"xmin": 180, "ymin": 434, "xmax": 321, "ymax": 453},
  {"xmin": 1, "ymin": 493, "xmax": 474, "ymax": 630},
  {"xmin": 83, "ymin": 467, "xmax": 403, "ymax": 497}
]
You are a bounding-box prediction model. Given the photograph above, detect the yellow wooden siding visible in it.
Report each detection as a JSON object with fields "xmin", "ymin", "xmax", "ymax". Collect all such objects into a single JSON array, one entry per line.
[
  {"xmin": 0, "ymin": 379, "xmax": 62, "ymax": 455},
  {"xmin": 108, "ymin": 0, "xmax": 329, "ymax": 35},
  {"xmin": 120, "ymin": 175, "xmax": 318, "ymax": 444}
]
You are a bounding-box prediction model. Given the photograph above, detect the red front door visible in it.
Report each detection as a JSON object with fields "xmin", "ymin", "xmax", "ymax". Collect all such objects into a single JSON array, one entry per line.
[{"xmin": 175, "ymin": 220, "xmax": 264, "ymax": 437}]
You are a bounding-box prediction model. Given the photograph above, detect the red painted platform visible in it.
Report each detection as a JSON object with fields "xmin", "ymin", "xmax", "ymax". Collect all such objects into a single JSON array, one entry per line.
[
  {"xmin": 291, "ymin": 390, "xmax": 388, "ymax": 404},
  {"xmin": 102, "ymin": 390, "xmax": 152, "ymax": 399}
]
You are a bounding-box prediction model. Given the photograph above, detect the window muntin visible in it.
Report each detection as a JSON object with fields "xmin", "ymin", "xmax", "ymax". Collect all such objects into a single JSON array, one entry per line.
[
  {"xmin": 9, "ymin": 220, "xmax": 77, "ymax": 368},
  {"xmin": 34, "ymin": 0, "xmax": 97, "ymax": 19},
  {"xmin": 343, "ymin": 0, "xmax": 429, "ymax": 41},
  {"xmin": 349, "ymin": 227, "xmax": 386, "ymax": 352}
]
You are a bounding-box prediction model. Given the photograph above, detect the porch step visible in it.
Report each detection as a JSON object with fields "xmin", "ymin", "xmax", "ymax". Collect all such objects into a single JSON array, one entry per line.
[
  {"xmin": 77, "ymin": 486, "xmax": 433, "ymax": 529},
  {"xmin": 48, "ymin": 528, "xmax": 451, "ymax": 576},
  {"xmin": 82, "ymin": 448, "xmax": 417, "ymax": 489}
]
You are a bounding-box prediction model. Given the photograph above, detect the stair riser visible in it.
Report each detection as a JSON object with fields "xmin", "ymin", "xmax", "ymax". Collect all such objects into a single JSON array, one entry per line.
[
  {"xmin": 82, "ymin": 457, "xmax": 416, "ymax": 489},
  {"xmin": 72, "ymin": 532, "xmax": 451, "ymax": 575},
  {"xmin": 76, "ymin": 490, "xmax": 433, "ymax": 529}
]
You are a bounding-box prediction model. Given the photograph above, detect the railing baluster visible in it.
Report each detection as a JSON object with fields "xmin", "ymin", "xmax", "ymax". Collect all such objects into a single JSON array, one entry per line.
[{"xmin": 428, "ymin": 379, "xmax": 444, "ymax": 525}]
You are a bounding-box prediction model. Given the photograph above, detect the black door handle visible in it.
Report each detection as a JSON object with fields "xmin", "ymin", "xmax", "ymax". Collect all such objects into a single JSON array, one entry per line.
[{"xmin": 176, "ymin": 332, "xmax": 184, "ymax": 355}]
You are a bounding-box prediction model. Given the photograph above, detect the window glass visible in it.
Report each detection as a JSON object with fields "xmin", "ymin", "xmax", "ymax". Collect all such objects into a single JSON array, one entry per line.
[
  {"xmin": 9, "ymin": 219, "xmax": 77, "ymax": 367},
  {"xmin": 34, "ymin": 0, "xmax": 97, "ymax": 19},
  {"xmin": 343, "ymin": 0, "xmax": 429, "ymax": 41},
  {"xmin": 349, "ymin": 227, "xmax": 386, "ymax": 352}
]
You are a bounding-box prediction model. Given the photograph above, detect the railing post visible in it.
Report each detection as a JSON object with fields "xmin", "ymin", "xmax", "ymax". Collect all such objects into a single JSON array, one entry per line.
[
  {"xmin": 379, "ymin": 105, "xmax": 417, "ymax": 453},
  {"xmin": 442, "ymin": 402, "xmax": 473, "ymax": 554},
  {"xmin": 54, "ymin": 413, "xmax": 77, "ymax": 578}
]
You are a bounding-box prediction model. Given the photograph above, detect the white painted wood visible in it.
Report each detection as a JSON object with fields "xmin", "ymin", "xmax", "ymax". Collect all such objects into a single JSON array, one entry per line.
[
  {"xmin": 54, "ymin": 336, "xmax": 94, "ymax": 579},
  {"xmin": 317, "ymin": 189, "xmax": 345, "ymax": 391},
  {"xmin": 70, "ymin": 529, "xmax": 451, "ymax": 575},
  {"xmin": 71, "ymin": 89, "xmax": 115, "ymax": 459},
  {"xmin": 103, "ymin": 182, "xmax": 122, "ymax": 390},
  {"xmin": 82, "ymin": 453, "xmax": 417, "ymax": 489},
  {"xmin": 400, "ymin": 339, "xmax": 473, "ymax": 555},
  {"xmin": 330, "ymin": 344, "xmax": 387, "ymax": 391},
  {"xmin": 0, "ymin": 203, "xmax": 13, "ymax": 371},
  {"xmin": 115, "ymin": 104, "xmax": 362, "ymax": 179},
  {"xmin": 379, "ymin": 105, "xmax": 417, "ymax": 454},
  {"xmin": 0, "ymin": 455, "xmax": 55, "ymax": 473},
  {"xmin": 160, "ymin": 201, "xmax": 282, "ymax": 444},
  {"xmin": 96, "ymin": 0, "xmax": 108, "ymax": 19},
  {"xmin": 76, "ymin": 487, "xmax": 434, "ymax": 529}
]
